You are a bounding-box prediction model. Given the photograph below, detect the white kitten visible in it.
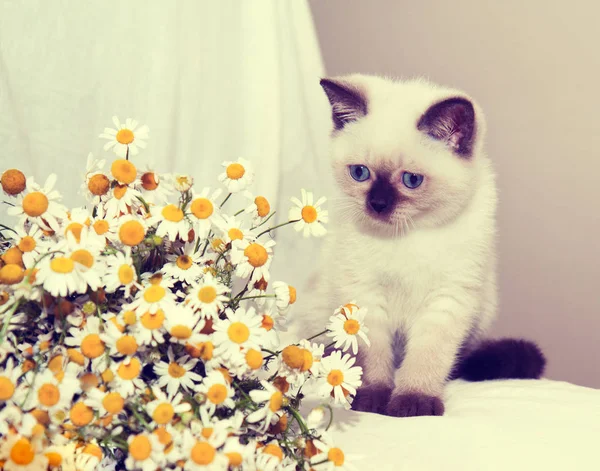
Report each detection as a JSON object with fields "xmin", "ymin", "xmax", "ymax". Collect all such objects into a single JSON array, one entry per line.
[{"xmin": 292, "ymin": 74, "xmax": 544, "ymax": 417}]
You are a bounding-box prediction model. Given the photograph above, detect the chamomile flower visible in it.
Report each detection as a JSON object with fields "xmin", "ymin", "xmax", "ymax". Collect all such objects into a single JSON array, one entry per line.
[
  {"xmin": 154, "ymin": 348, "xmax": 203, "ymax": 396},
  {"xmin": 104, "ymin": 249, "xmax": 140, "ymax": 297},
  {"xmin": 186, "ymin": 274, "xmax": 229, "ymax": 319},
  {"xmin": 1, "ymin": 168, "xmax": 26, "ymax": 197},
  {"xmin": 213, "ymin": 214, "xmax": 256, "ymax": 245},
  {"xmin": 230, "ymin": 238, "xmax": 275, "ymax": 283},
  {"xmin": 137, "ymin": 166, "xmax": 173, "ymax": 204},
  {"xmin": 99, "ymin": 116, "xmax": 149, "ymax": 158},
  {"xmin": 148, "ymin": 203, "xmax": 191, "ymax": 242},
  {"xmin": 318, "ymin": 350, "xmax": 363, "ymax": 409},
  {"xmin": 277, "ymin": 341, "xmax": 323, "ymax": 387},
  {"xmin": 326, "ymin": 306, "xmax": 370, "ymax": 355},
  {"xmin": 22, "ymin": 365, "xmax": 80, "ymax": 413},
  {"xmin": 162, "ymin": 242, "xmax": 203, "ymax": 284},
  {"xmin": 81, "ymin": 153, "xmax": 110, "ymax": 205},
  {"xmin": 61, "ymin": 229, "xmax": 105, "ymax": 293},
  {"xmin": 127, "ymin": 278, "xmax": 176, "ymax": 315},
  {"xmin": 104, "ymin": 183, "xmax": 144, "ymax": 219},
  {"xmin": 9, "ymin": 224, "xmax": 44, "ymax": 268},
  {"xmin": 288, "ymin": 188, "xmax": 328, "ymax": 237},
  {"xmin": 188, "ymin": 187, "xmax": 222, "ymax": 239},
  {"xmin": 125, "ymin": 432, "xmax": 166, "ymax": 471},
  {"xmin": 310, "ymin": 432, "xmax": 360, "ymax": 471},
  {"xmin": 164, "ymin": 305, "xmax": 204, "ymax": 345},
  {"xmin": 110, "ymin": 356, "xmax": 145, "ymax": 397},
  {"xmin": 101, "ymin": 320, "xmax": 140, "ymax": 358},
  {"xmin": 218, "ymin": 158, "xmax": 254, "ymax": 193},
  {"xmin": 180, "ymin": 428, "xmax": 228, "ymax": 471},
  {"xmin": 64, "ymin": 317, "xmax": 109, "ymax": 372},
  {"xmin": 0, "ymin": 435, "xmax": 48, "ymax": 471},
  {"xmin": 84, "ymin": 387, "xmax": 126, "ymax": 418},
  {"xmin": 89, "ymin": 214, "xmax": 119, "ymax": 242},
  {"xmin": 173, "ymin": 174, "xmax": 194, "ymax": 192},
  {"xmin": 243, "ymin": 191, "xmax": 272, "ymax": 224},
  {"xmin": 36, "ymin": 254, "xmax": 84, "ymax": 297},
  {"xmin": 7, "ymin": 174, "xmax": 68, "ymax": 232},
  {"xmin": 272, "ymin": 282, "xmax": 297, "ymax": 313},
  {"xmin": 184, "ymin": 334, "xmax": 219, "ymax": 372},
  {"xmin": 196, "ymin": 370, "xmax": 235, "ymax": 414},
  {"xmin": 146, "ymin": 387, "xmax": 191, "ymax": 426},
  {"xmin": 222, "ymin": 437, "xmax": 254, "ymax": 469},
  {"xmin": 212, "ymin": 306, "xmax": 264, "ymax": 360},
  {"xmin": 246, "ymin": 381, "xmax": 286, "ymax": 432},
  {"xmin": 0, "ymin": 357, "xmax": 23, "ymax": 405}
]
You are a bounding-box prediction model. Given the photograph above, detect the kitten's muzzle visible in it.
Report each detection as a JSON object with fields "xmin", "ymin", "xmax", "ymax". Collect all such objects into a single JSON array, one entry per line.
[
  {"xmin": 367, "ymin": 178, "xmax": 398, "ymax": 216},
  {"xmin": 369, "ymin": 198, "xmax": 389, "ymax": 214}
]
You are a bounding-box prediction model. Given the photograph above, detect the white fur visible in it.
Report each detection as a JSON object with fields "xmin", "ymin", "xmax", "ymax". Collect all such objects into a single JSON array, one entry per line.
[{"xmin": 294, "ymin": 75, "xmax": 498, "ymax": 398}]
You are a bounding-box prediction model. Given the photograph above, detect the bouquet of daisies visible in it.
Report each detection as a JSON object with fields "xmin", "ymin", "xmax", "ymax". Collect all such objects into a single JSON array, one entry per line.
[{"xmin": 0, "ymin": 117, "xmax": 370, "ymax": 471}]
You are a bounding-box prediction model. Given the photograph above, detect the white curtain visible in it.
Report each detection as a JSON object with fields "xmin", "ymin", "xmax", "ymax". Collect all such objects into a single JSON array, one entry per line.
[{"xmin": 0, "ymin": 0, "xmax": 334, "ymax": 290}]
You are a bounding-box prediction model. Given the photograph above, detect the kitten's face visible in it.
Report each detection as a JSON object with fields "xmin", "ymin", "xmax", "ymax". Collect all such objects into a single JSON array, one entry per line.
[{"xmin": 321, "ymin": 75, "xmax": 485, "ymax": 235}]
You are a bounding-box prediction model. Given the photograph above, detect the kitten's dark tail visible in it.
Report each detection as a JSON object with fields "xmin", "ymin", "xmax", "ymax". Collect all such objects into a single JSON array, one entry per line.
[{"xmin": 454, "ymin": 338, "xmax": 546, "ymax": 381}]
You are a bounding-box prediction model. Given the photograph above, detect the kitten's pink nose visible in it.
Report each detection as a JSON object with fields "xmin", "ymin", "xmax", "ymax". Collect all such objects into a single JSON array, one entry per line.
[{"xmin": 369, "ymin": 198, "xmax": 388, "ymax": 213}]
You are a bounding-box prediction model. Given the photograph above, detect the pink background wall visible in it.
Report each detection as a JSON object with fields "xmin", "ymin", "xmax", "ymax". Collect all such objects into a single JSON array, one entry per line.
[{"xmin": 310, "ymin": 0, "xmax": 600, "ymax": 388}]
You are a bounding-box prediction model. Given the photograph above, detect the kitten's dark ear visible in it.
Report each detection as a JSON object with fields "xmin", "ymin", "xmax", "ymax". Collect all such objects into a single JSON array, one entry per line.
[
  {"xmin": 320, "ymin": 78, "xmax": 368, "ymax": 131},
  {"xmin": 417, "ymin": 97, "xmax": 476, "ymax": 157}
]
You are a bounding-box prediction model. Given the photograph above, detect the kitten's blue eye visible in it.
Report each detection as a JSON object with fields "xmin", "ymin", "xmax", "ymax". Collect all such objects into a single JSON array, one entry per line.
[
  {"xmin": 349, "ymin": 165, "xmax": 370, "ymax": 182},
  {"xmin": 402, "ymin": 172, "xmax": 424, "ymax": 189}
]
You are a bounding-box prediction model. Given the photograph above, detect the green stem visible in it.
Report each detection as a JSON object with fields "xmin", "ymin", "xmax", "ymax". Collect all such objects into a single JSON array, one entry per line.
[
  {"xmin": 0, "ymin": 223, "xmax": 17, "ymax": 233},
  {"xmin": 0, "ymin": 301, "xmax": 21, "ymax": 345},
  {"xmin": 305, "ymin": 329, "xmax": 330, "ymax": 343},
  {"xmin": 128, "ymin": 405, "xmax": 153, "ymax": 432},
  {"xmin": 219, "ymin": 192, "xmax": 232, "ymax": 209},
  {"xmin": 234, "ymin": 294, "xmax": 276, "ymax": 301},
  {"xmin": 256, "ymin": 219, "xmax": 300, "ymax": 238},
  {"xmin": 287, "ymin": 406, "xmax": 310, "ymax": 435},
  {"xmin": 234, "ymin": 209, "xmax": 245, "ymax": 216},
  {"xmin": 251, "ymin": 211, "xmax": 276, "ymax": 230},
  {"xmin": 232, "ymin": 382, "xmax": 258, "ymax": 410}
]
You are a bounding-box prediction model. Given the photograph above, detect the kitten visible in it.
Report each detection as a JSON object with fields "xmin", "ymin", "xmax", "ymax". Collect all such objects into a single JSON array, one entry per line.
[{"xmin": 294, "ymin": 74, "xmax": 545, "ymax": 417}]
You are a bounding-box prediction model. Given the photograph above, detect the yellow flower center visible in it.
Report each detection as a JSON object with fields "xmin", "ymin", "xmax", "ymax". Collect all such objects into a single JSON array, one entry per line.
[
  {"xmin": 70, "ymin": 402, "xmax": 93, "ymax": 426},
  {"xmin": 288, "ymin": 286, "xmax": 297, "ymax": 304},
  {"xmin": 300, "ymin": 349, "xmax": 314, "ymax": 372},
  {"xmin": 111, "ymin": 159, "xmax": 137, "ymax": 184},
  {"xmin": 129, "ymin": 435, "xmax": 151, "ymax": 461},
  {"xmin": 123, "ymin": 310, "xmax": 137, "ymax": 325},
  {"xmin": 161, "ymin": 204, "xmax": 184, "ymax": 222},
  {"xmin": 227, "ymin": 228, "xmax": 244, "ymax": 242},
  {"xmin": 301, "ymin": 205, "xmax": 318, "ymax": 223},
  {"xmin": 170, "ymin": 325, "xmax": 193, "ymax": 340},
  {"xmin": 198, "ymin": 286, "xmax": 217, "ymax": 304},
  {"xmin": 328, "ymin": 447, "xmax": 345, "ymax": 466},
  {"xmin": 254, "ymin": 196, "xmax": 270, "ymax": 217},
  {"xmin": 243, "ymin": 243, "xmax": 268, "ymax": 267},
  {"xmin": 167, "ymin": 362, "xmax": 186, "ymax": 378},
  {"xmin": 343, "ymin": 319, "xmax": 360, "ymax": 335},
  {"xmin": 45, "ymin": 451, "xmax": 62, "ymax": 467},
  {"xmin": 67, "ymin": 348, "xmax": 85, "ymax": 366},
  {"xmin": 113, "ymin": 184, "xmax": 128, "ymax": 200},
  {"xmin": 140, "ymin": 309, "xmax": 166, "ymax": 330},
  {"xmin": 282, "ymin": 345, "xmax": 304, "ymax": 369},
  {"xmin": 10, "ymin": 438, "xmax": 35, "ymax": 465},
  {"xmin": 261, "ymin": 315, "xmax": 274, "ymax": 331},
  {"xmin": 226, "ymin": 163, "xmax": 245, "ymax": 180},
  {"xmin": 82, "ymin": 443, "xmax": 103, "ymax": 460},
  {"xmin": 88, "ymin": 174, "xmax": 110, "ymax": 196},
  {"xmin": 93, "ymin": 220, "xmax": 110, "ymax": 235},
  {"xmin": 116, "ymin": 128, "xmax": 135, "ymax": 145},
  {"xmin": 263, "ymin": 444, "xmax": 283, "ymax": 461},
  {"xmin": 269, "ymin": 391, "xmax": 283, "ymax": 412},
  {"xmin": 227, "ymin": 452, "xmax": 243, "ymax": 467},
  {"xmin": 152, "ymin": 403, "xmax": 174, "ymax": 425},
  {"xmin": 50, "ymin": 257, "xmax": 74, "ymax": 274},
  {"xmin": 2, "ymin": 247, "xmax": 22, "ymax": 266},
  {"xmin": 143, "ymin": 285, "xmax": 166, "ymax": 303},
  {"xmin": 153, "ymin": 427, "xmax": 173, "ymax": 448},
  {"xmin": 80, "ymin": 334, "xmax": 105, "ymax": 358},
  {"xmin": 191, "ymin": 442, "xmax": 216, "ymax": 465},
  {"xmin": 227, "ymin": 322, "xmax": 250, "ymax": 344},
  {"xmin": 0, "ymin": 264, "xmax": 24, "ymax": 285},
  {"xmin": 0, "ymin": 377, "xmax": 15, "ymax": 400},
  {"xmin": 327, "ymin": 369, "xmax": 344, "ymax": 387},
  {"xmin": 207, "ymin": 383, "xmax": 228, "ymax": 404},
  {"xmin": 22, "ymin": 192, "xmax": 49, "ymax": 217},
  {"xmin": 190, "ymin": 198, "xmax": 213, "ymax": 219},
  {"xmin": 245, "ymin": 349, "xmax": 263, "ymax": 370},
  {"xmin": 71, "ymin": 249, "xmax": 94, "ymax": 268},
  {"xmin": 199, "ymin": 341, "xmax": 214, "ymax": 361},
  {"xmin": 119, "ymin": 220, "xmax": 146, "ymax": 246},
  {"xmin": 201, "ymin": 427, "xmax": 213, "ymax": 439},
  {"xmin": 118, "ymin": 264, "xmax": 135, "ymax": 284},
  {"xmin": 117, "ymin": 358, "xmax": 141, "ymax": 380},
  {"xmin": 102, "ymin": 392, "xmax": 125, "ymax": 414},
  {"xmin": 116, "ymin": 335, "xmax": 138, "ymax": 356},
  {"xmin": 1, "ymin": 169, "xmax": 26, "ymax": 195},
  {"xmin": 141, "ymin": 172, "xmax": 158, "ymax": 190},
  {"xmin": 18, "ymin": 236, "xmax": 36, "ymax": 253},
  {"xmin": 176, "ymin": 255, "xmax": 193, "ymax": 270},
  {"xmin": 211, "ymin": 238, "xmax": 224, "ymax": 251}
]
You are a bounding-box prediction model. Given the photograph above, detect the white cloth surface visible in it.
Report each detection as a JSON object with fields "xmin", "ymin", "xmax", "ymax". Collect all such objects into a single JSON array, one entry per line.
[
  {"xmin": 316, "ymin": 379, "xmax": 600, "ymax": 471},
  {"xmin": 0, "ymin": 0, "xmax": 334, "ymax": 289}
]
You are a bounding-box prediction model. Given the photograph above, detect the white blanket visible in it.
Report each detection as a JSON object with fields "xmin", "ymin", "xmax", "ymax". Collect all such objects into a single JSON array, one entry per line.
[{"xmin": 320, "ymin": 379, "xmax": 600, "ymax": 470}]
